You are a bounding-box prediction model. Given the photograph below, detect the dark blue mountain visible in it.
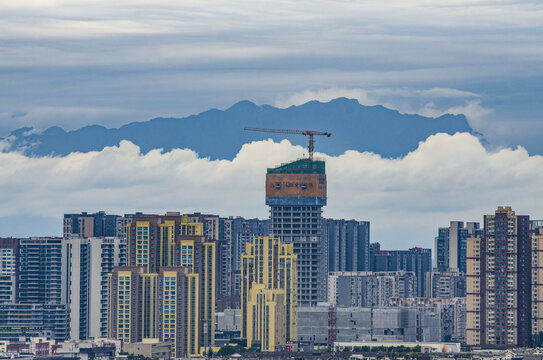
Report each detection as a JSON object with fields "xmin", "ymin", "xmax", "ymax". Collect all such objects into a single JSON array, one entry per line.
[{"xmin": 1, "ymin": 98, "xmax": 476, "ymax": 159}]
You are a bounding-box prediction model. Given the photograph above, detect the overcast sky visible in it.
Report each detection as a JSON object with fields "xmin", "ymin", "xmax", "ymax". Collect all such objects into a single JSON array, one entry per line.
[
  {"xmin": 1, "ymin": 0, "xmax": 542, "ymax": 247},
  {"xmin": 1, "ymin": 0, "xmax": 543, "ymax": 150}
]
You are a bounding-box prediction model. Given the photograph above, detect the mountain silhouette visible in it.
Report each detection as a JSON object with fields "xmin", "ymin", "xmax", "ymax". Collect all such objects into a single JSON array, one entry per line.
[{"xmin": 1, "ymin": 98, "xmax": 476, "ymax": 159}]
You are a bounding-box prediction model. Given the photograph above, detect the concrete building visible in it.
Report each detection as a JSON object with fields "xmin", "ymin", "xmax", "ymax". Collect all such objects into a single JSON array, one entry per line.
[
  {"xmin": 123, "ymin": 339, "xmax": 172, "ymax": 360},
  {"xmin": 466, "ymin": 206, "xmax": 532, "ymax": 347},
  {"xmin": 18, "ymin": 238, "xmax": 68, "ymax": 305},
  {"xmin": 0, "ymin": 304, "xmax": 70, "ymax": 342},
  {"xmin": 389, "ymin": 297, "xmax": 466, "ymax": 343},
  {"xmin": 0, "ymin": 238, "xmax": 19, "ymax": 303},
  {"xmin": 431, "ymin": 269, "xmax": 466, "ymax": 298},
  {"xmin": 108, "ymin": 214, "xmax": 216, "ymax": 358},
  {"xmin": 0, "ymin": 238, "xmax": 70, "ymax": 342},
  {"xmin": 215, "ymin": 216, "xmax": 269, "ymax": 309},
  {"xmin": 323, "ymin": 219, "xmax": 370, "ymax": 273},
  {"xmin": 64, "ymin": 212, "xmax": 119, "ymax": 238},
  {"xmin": 435, "ymin": 221, "xmax": 482, "ymax": 273},
  {"xmin": 532, "ymin": 228, "xmax": 543, "ymax": 346},
  {"xmin": 108, "ymin": 267, "xmax": 200, "ymax": 356},
  {"xmin": 64, "ymin": 237, "xmax": 126, "ymax": 340},
  {"xmin": 267, "ymin": 159, "xmax": 327, "ymax": 306},
  {"xmin": 370, "ymin": 246, "xmax": 432, "ymax": 297},
  {"xmin": 216, "ymin": 308, "xmax": 241, "ymax": 332},
  {"xmin": 241, "ymin": 236, "xmax": 297, "ymax": 351},
  {"xmin": 328, "ymin": 271, "xmax": 417, "ymax": 307},
  {"xmin": 297, "ymin": 305, "xmax": 441, "ymax": 345}
]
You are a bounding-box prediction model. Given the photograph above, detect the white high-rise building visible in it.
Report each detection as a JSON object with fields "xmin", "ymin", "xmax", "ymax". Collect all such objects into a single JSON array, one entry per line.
[{"xmin": 64, "ymin": 237, "xmax": 126, "ymax": 340}]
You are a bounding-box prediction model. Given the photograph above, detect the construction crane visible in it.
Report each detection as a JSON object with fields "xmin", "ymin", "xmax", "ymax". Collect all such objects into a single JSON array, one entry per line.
[{"xmin": 244, "ymin": 126, "xmax": 331, "ymax": 161}]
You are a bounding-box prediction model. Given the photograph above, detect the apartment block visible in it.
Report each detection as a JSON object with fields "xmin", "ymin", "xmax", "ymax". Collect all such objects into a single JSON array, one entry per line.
[
  {"xmin": 466, "ymin": 206, "xmax": 531, "ymax": 347},
  {"xmin": 241, "ymin": 236, "xmax": 297, "ymax": 351},
  {"xmin": 108, "ymin": 213, "xmax": 215, "ymax": 357},
  {"xmin": 64, "ymin": 236, "xmax": 126, "ymax": 340},
  {"xmin": 64, "ymin": 211, "xmax": 119, "ymax": 238},
  {"xmin": 431, "ymin": 269, "xmax": 466, "ymax": 298},
  {"xmin": 370, "ymin": 246, "xmax": 432, "ymax": 297},
  {"xmin": 323, "ymin": 219, "xmax": 370, "ymax": 273},
  {"xmin": 435, "ymin": 221, "xmax": 482, "ymax": 273},
  {"xmin": 0, "ymin": 238, "xmax": 19, "ymax": 303},
  {"xmin": 327, "ymin": 271, "xmax": 417, "ymax": 307}
]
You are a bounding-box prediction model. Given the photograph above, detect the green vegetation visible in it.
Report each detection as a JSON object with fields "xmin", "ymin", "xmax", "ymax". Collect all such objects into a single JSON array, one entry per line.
[{"xmin": 216, "ymin": 344, "xmax": 261, "ymax": 356}]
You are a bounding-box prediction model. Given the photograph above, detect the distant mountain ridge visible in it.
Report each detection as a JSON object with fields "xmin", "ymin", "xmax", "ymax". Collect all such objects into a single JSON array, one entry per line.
[{"xmin": 1, "ymin": 98, "xmax": 477, "ymax": 159}]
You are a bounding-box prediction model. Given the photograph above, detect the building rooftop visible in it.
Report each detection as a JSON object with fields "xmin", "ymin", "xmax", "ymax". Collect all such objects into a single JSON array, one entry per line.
[{"xmin": 267, "ymin": 159, "xmax": 325, "ymax": 174}]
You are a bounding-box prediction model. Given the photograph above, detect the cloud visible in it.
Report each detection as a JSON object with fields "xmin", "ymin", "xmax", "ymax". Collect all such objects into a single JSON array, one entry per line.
[
  {"xmin": 274, "ymin": 87, "xmax": 492, "ymax": 133},
  {"xmin": 1, "ymin": 134, "xmax": 542, "ymax": 249},
  {"xmin": 0, "ymin": 0, "xmax": 542, "ymax": 150},
  {"xmin": 274, "ymin": 88, "xmax": 377, "ymax": 108},
  {"xmin": 416, "ymin": 88, "xmax": 480, "ymax": 99}
]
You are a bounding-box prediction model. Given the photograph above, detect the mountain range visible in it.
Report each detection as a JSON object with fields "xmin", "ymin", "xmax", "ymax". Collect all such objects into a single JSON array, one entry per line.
[{"xmin": 1, "ymin": 98, "xmax": 477, "ymax": 159}]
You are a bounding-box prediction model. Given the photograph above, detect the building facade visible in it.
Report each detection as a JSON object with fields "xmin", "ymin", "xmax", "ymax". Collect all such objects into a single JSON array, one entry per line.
[
  {"xmin": 323, "ymin": 219, "xmax": 370, "ymax": 273},
  {"xmin": 435, "ymin": 221, "xmax": 482, "ymax": 273},
  {"xmin": 241, "ymin": 236, "xmax": 297, "ymax": 351},
  {"xmin": 298, "ymin": 305, "xmax": 442, "ymax": 345},
  {"xmin": 0, "ymin": 238, "xmax": 70, "ymax": 342},
  {"xmin": 266, "ymin": 159, "xmax": 326, "ymax": 306},
  {"xmin": 0, "ymin": 238, "xmax": 19, "ymax": 303},
  {"xmin": 370, "ymin": 247, "xmax": 432, "ymax": 297},
  {"xmin": 0, "ymin": 303, "xmax": 70, "ymax": 342},
  {"xmin": 327, "ymin": 271, "xmax": 417, "ymax": 307},
  {"xmin": 64, "ymin": 211, "xmax": 119, "ymax": 238},
  {"xmin": 431, "ymin": 269, "xmax": 466, "ymax": 298},
  {"xmin": 64, "ymin": 236, "xmax": 126, "ymax": 340},
  {"xmin": 466, "ymin": 206, "xmax": 532, "ymax": 347},
  {"xmin": 107, "ymin": 214, "xmax": 216, "ymax": 358}
]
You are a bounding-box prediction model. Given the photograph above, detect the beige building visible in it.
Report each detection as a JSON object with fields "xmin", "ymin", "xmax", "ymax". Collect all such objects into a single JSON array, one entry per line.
[
  {"xmin": 466, "ymin": 207, "xmax": 532, "ymax": 347},
  {"xmin": 241, "ymin": 236, "xmax": 297, "ymax": 351},
  {"xmin": 123, "ymin": 339, "xmax": 171, "ymax": 360}
]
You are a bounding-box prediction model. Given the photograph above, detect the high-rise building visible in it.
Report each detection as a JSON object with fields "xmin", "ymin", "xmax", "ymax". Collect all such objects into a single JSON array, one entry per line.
[
  {"xmin": 108, "ymin": 214, "xmax": 216, "ymax": 357},
  {"xmin": 108, "ymin": 266, "xmax": 200, "ymax": 356},
  {"xmin": 466, "ymin": 206, "xmax": 532, "ymax": 347},
  {"xmin": 0, "ymin": 238, "xmax": 70, "ymax": 342},
  {"xmin": 431, "ymin": 269, "xmax": 466, "ymax": 298},
  {"xmin": 18, "ymin": 238, "xmax": 68, "ymax": 305},
  {"xmin": 323, "ymin": 219, "xmax": 370, "ymax": 273},
  {"xmin": 124, "ymin": 213, "xmax": 203, "ymax": 272},
  {"xmin": 241, "ymin": 236, "xmax": 297, "ymax": 351},
  {"xmin": 266, "ymin": 159, "xmax": 327, "ymax": 306},
  {"xmin": 64, "ymin": 237, "xmax": 126, "ymax": 340},
  {"xmin": 532, "ymin": 228, "xmax": 543, "ymax": 346},
  {"xmin": 64, "ymin": 211, "xmax": 119, "ymax": 238},
  {"xmin": 370, "ymin": 247, "xmax": 432, "ymax": 297},
  {"xmin": 327, "ymin": 271, "xmax": 417, "ymax": 307},
  {"xmin": 0, "ymin": 238, "xmax": 19, "ymax": 303},
  {"xmin": 0, "ymin": 303, "xmax": 70, "ymax": 342},
  {"xmin": 435, "ymin": 221, "xmax": 482, "ymax": 273}
]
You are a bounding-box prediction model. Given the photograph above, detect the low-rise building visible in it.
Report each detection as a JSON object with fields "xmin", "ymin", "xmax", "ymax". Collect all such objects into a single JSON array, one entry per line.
[
  {"xmin": 328, "ymin": 271, "xmax": 417, "ymax": 307},
  {"xmin": 123, "ymin": 339, "xmax": 172, "ymax": 360}
]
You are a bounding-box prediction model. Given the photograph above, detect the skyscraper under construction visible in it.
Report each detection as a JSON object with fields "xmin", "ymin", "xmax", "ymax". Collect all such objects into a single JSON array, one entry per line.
[{"xmin": 266, "ymin": 159, "xmax": 327, "ymax": 306}]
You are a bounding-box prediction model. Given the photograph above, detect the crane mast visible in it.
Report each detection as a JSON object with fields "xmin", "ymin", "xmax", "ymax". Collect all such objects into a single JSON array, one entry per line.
[{"xmin": 244, "ymin": 126, "xmax": 331, "ymax": 161}]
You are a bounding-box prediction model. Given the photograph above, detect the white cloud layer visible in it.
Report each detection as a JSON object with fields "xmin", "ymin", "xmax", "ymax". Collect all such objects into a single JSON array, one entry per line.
[{"xmin": 2, "ymin": 134, "xmax": 542, "ymax": 249}]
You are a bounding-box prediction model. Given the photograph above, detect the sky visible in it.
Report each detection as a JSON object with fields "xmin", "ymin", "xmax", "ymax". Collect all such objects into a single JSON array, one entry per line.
[{"xmin": 0, "ymin": 0, "xmax": 542, "ymax": 248}]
